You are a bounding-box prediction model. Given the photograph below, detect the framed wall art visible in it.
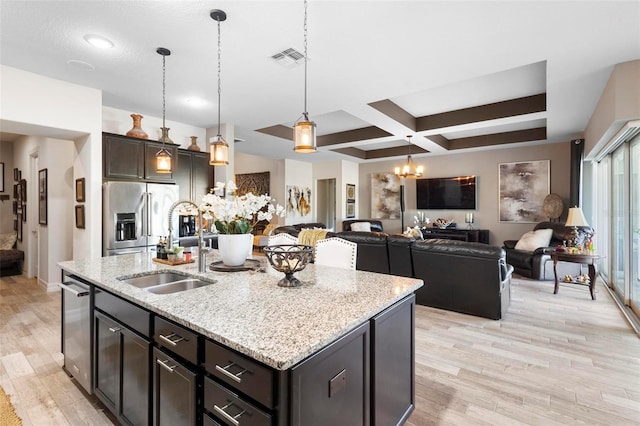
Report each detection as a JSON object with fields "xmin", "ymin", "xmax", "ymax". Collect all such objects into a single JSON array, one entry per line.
[
  {"xmin": 75, "ymin": 205, "xmax": 85, "ymax": 229},
  {"xmin": 39, "ymin": 168, "xmax": 48, "ymax": 225},
  {"xmin": 75, "ymin": 177, "xmax": 85, "ymax": 202},
  {"xmin": 371, "ymin": 172, "xmax": 401, "ymax": 219},
  {"xmin": 13, "ymin": 168, "xmax": 19, "ymax": 181},
  {"xmin": 346, "ymin": 201, "xmax": 356, "ymax": 218},
  {"xmin": 498, "ymin": 160, "xmax": 550, "ymax": 223},
  {"xmin": 0, "ymin": 162, "xmax": 4, "ymax": 192},
  {"xmin": 346, "ymin": 183, "xmax": 356, "ymax": 202}
]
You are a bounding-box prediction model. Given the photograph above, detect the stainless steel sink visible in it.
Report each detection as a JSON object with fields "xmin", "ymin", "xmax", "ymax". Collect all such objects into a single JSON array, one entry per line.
[
  {"xmin": 119, "ymin": 272, "xmax": 192, "ymax": 288},
  {"xmin": 117, "ymin": 271, "xmax": 216, "ymax": 294},
  {"xmin": 144, "ymin": 279, "xmax": 214, "ymax": 294}
]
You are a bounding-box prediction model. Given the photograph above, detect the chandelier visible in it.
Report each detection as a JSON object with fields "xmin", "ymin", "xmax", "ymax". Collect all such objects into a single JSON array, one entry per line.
[{"xmin": 394, "ymin": 135, "xmax": 424, "ymax": 178}]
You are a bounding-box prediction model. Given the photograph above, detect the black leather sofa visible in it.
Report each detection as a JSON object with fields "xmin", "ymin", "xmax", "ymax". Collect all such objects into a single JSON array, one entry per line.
[
  {"xmin": 503, "ymin": 221, "xmax": 593, "ymax": 280},
  {"xmin": 272, "ymin": 225, "xmax": 513, "ymax": 320},
  {"xmin": 334, "ymin": 231, "xmax": 390, "ymax": 274},
  {"xmin": 412, "ymin": 239, "xmax": 513, "ymax": 320}
]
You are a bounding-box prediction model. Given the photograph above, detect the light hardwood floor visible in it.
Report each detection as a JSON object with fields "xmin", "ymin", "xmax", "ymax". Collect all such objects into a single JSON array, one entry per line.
[{"xmin": 1, "ymin": 273, "xmax": 639, "ymax": 425}]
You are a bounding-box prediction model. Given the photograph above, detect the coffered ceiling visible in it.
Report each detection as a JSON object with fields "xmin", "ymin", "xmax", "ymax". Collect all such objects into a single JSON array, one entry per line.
[{"xmin": 1, "ymin": 1, "xmax": 639, "ymax": 163}]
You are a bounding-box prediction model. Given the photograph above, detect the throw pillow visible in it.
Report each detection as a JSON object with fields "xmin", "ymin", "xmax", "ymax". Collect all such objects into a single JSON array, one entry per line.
[
  {"xmin": 0, "ymin": 232, "xmax": 17, "ymax": 250},
  {"xmin": 351, "ymin": 222, "xmax": 372, "ymax": 232},
  {"xmin": 515, "ymin": 228, "xmax": 553, "ymax": 252}
]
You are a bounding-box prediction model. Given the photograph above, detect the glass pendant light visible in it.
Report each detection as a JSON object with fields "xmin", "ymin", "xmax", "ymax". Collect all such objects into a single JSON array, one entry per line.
[
  {"xmin": 394, "ymin": 136, "xmax": 424, "ymax": 178},
  {"xmin": 293, "ymin": 0, "xmax": 316, "ymax": 153},
  {"xmin": 210, "ymin": 9, "xmax": 229, "ymax": 166},
  {"xmin": 155, "ymin": 47, "xmax": 172, "ymax": 174}
]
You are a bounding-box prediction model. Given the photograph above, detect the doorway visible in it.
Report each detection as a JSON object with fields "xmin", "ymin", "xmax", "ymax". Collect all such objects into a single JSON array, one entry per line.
[
  {"xmin": 316, "ymin": 179, "xmax": 336, "ymax": 231},
  {"xmin": 29, "ymin": 151, "xmax": 39, "ymax": 280}
]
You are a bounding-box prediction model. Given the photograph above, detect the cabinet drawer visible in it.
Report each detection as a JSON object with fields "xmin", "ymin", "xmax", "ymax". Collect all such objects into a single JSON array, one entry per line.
[
  {"xmin": 205, "ymin": 339, "xmax": 274, "ymax": 408},
  {"xmin": 203, "ymin": 413, "xmax": 223, "ymax": 426},
  {"xmin": 204, "ymin": 377, "xmax": 271, "ymax": 426},
  {"xmin": 94, "ymin": 288, "xmax": 151, "ymax": 337},
  {"xmin": 154, "ymin": 316, "xmax": 199, "ymax": 365}
]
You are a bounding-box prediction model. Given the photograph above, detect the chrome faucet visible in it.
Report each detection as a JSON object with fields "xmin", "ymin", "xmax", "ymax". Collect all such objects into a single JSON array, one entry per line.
[{"xmin": 167, "ymin": 200, "xmax": 209, "ymax": 273}]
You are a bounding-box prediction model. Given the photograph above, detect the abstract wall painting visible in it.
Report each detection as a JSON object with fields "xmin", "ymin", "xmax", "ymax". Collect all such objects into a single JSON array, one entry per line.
[
  {"xmin": 371, "ymin": 172, "xmax": 401, "ymax": 219},
  {"xmin": 499, "ymin": 160, "xmax": 550, "ymax": 223},
  {"xmin": 285, "ymin": 185, "xmax": 312, "ymax": 219}
]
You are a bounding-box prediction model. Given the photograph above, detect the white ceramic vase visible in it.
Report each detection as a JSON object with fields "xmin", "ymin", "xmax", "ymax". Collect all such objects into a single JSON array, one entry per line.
[{"xmin": 217, "ymin": 233, "xmax": 253, "ymax": 266}]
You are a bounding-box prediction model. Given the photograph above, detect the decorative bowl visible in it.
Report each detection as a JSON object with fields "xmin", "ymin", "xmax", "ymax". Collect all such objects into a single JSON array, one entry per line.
[
  {"xmin": 434, "ymin": 218, "xmax": 453, "ymax": 229},
  {"xmin": 263, "ymin": 244, "xmax": 314, "ymax": 287}
]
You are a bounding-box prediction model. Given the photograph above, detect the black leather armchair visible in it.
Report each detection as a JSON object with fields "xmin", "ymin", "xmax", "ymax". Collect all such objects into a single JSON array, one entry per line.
[
  {"xmin": 411, "ymin": 239, "xmax": 513, "ymax": 320},
  {"xmin": 503, "ymin": 221, "xmax": 593, "ymax": 280}
]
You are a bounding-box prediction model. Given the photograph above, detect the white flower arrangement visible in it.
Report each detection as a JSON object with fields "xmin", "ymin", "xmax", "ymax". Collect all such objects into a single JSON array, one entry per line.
[{"xmin": 200, "ymin": 181, "xmax": 285, "ymax": 234}]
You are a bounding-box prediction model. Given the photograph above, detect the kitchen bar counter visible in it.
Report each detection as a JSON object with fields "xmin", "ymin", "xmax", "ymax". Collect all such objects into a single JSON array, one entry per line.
[{"xmin": 59, "ymin": 251, "xmax": 423, "ymax": 370}]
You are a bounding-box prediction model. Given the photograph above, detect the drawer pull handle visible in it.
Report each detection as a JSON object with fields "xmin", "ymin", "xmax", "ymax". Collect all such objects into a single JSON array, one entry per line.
[
  {"xmin": 108, "ymin": 327, "xmax": 121, "ymax": 333},
  {"xmin": 215, "ymin": 362, "xmax": 248, "ymax": 383},
  {"xmin": 156, "ymin": 358, "xmax": 177, "ymax": 373},
  {"xmin": 213, "ymin": 402, "xmax": 245, "ymax": 426},
  {"xmin": 158, "ymin": 333, "xmax": 185, "ymax": 347}
]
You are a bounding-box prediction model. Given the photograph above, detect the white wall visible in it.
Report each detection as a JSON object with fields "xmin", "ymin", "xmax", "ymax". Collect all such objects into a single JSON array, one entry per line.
[
  {"xmin": 359, "ymin": 142, "xmax": 572, "ymax": 245},
  {"xmin": 102, "ymin": 106, "xmax": 207, "ymax": 150},
  {"xmin": 584, "ymin": 59, "xmax": 640, "ymax": 159},
  {"xmin": 0, "ymin": 65, "xmax": 103, "ymax": 265}
]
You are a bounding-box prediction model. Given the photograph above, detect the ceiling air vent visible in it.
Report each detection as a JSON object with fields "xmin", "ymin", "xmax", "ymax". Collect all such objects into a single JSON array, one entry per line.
[{"xmin": 271, "ymin": 48, "xmax": 305, "ymax": 68}]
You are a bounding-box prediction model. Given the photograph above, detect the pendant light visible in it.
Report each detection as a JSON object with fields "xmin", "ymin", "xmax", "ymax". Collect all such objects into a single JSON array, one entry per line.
[
  {"xmin": 394, "ymin": 136, "xmax": 424, "ymax": 178},
  {"xmin": 209, "ymin": 9, "xmax": 229, "ymax": 166},
  {"xmin": 155, "ymin": 47, "xmax": 172, "ymax": 174},
  {"xmin": 293, "ymin": 0, "xmax": 316, "ymax": 153}
]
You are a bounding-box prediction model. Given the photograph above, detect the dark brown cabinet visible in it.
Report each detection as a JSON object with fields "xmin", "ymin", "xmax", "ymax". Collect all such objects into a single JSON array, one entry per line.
[
  {"xmin": 102, "ymin": 132, "xmax": 177, "ymax": 183},
  {"xmin": 422, "ymin": 228, "xmax": 490, "ymax": 244},
  {"xmin": 371, "ymin": 294, "xmax": 415, "ymax": 425},
  {"xmin": 291, "ymin": 322, "xmax": 370, "ymax": 426},
  {"xmin": 176, "ymin": 150, "xmax": 212, "ymax": 202},
  {"xmin": 94, "ymin": 310, "xmax": 151, "ymax": 426},
  {"xmin": 153, "ymin": 347, "xmax": 198, "ymax": 426}
]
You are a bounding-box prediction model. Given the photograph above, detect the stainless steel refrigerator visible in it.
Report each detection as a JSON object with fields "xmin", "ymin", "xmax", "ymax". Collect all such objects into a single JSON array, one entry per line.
[{"xmin": 103, "ymin": 181, "xmax": 179, "ymax": 256}]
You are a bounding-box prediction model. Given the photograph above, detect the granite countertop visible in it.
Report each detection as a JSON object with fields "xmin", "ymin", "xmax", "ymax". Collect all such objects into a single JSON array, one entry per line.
[{"xmin": 58, "ymin": 251, "xmax": 423, "ymax": 370}]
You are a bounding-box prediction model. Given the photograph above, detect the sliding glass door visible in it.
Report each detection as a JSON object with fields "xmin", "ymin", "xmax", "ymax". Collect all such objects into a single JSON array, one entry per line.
[
  {"xmin": 630, "ymin": 137, "xmax": 640, "ymax": 313},
  {"xmin": 611, "ymin": 147, "xmax": 626, "ymax": 294}
]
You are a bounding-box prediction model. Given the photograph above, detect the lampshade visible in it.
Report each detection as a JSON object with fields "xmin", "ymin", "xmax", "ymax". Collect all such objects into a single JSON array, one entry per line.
[
  {"xmin": 294, "ymin": 115, "xmax": 316, "ymax": 153},
  {"xmin": 156, "ymin": 148, "xmax": 172, "ymax": 174},
  {"xmin": 565, "ymin": 206, "xmax": 589, "ymax": 227},
  {"xmin": 210, "ymin": 135, "xmax": 229, "ymax": 166}
]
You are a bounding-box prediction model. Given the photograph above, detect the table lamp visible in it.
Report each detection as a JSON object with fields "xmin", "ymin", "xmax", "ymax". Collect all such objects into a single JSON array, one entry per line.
[{"xmin": 565, "ymin": 206, "xmax": 589, "ymax": 247}]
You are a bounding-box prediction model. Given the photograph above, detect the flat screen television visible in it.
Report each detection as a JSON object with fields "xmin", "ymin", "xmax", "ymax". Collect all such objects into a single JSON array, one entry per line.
[{"xmin": 416, "ymin": 176, "xmax": 476, "ymax": 210}]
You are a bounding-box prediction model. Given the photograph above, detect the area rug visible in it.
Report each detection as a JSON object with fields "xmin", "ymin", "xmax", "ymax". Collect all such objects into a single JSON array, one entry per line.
[{"xmin": 0, "ymin": 386, "xmax": 22, "ymax": 426}]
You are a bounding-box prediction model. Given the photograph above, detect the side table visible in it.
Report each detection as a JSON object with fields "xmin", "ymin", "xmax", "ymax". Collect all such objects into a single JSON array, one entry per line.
[{"xmin": 551, "ymin": 252, "xmax": 604, "ymax": 300}]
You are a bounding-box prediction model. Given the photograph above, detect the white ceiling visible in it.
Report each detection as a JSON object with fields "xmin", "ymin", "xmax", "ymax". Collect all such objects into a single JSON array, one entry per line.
[{"xmin": 1, "ymin": 1, "xmax": 639, "ymax": 163}]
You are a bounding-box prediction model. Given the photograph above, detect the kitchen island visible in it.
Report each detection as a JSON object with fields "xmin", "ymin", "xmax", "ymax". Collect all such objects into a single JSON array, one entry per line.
[{"xmin": 59, "ymin": 251, "xmax": 423, "ymax": 425}]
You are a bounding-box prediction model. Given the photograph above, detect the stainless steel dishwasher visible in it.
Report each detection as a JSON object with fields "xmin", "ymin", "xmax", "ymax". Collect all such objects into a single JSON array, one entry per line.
[{"xmin": 60, "ymin": 274, "xmax": 92, "ymax": 394}]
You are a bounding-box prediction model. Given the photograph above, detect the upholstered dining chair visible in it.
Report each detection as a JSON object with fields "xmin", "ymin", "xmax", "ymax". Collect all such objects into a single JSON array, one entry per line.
[
  {"xmin": 314, "ymin": 237, "xmax": 357, "ymax": 270},
  {"xmin": 268, "ymin": 233, "xmax": 299, "ymax": 246}
]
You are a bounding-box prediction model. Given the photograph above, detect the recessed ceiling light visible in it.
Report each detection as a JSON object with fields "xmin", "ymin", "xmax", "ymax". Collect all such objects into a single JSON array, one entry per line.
[
  {"xmin": 83, "ymin": 34, "xmax": 114, "ymax": 49},
  {"xmin": 67, "ymin": 59, "xmax": 95, "ymax": 70},
  {"xmin": 185, "ymin": 97, "xmax": 208, "ymax": 108}
]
